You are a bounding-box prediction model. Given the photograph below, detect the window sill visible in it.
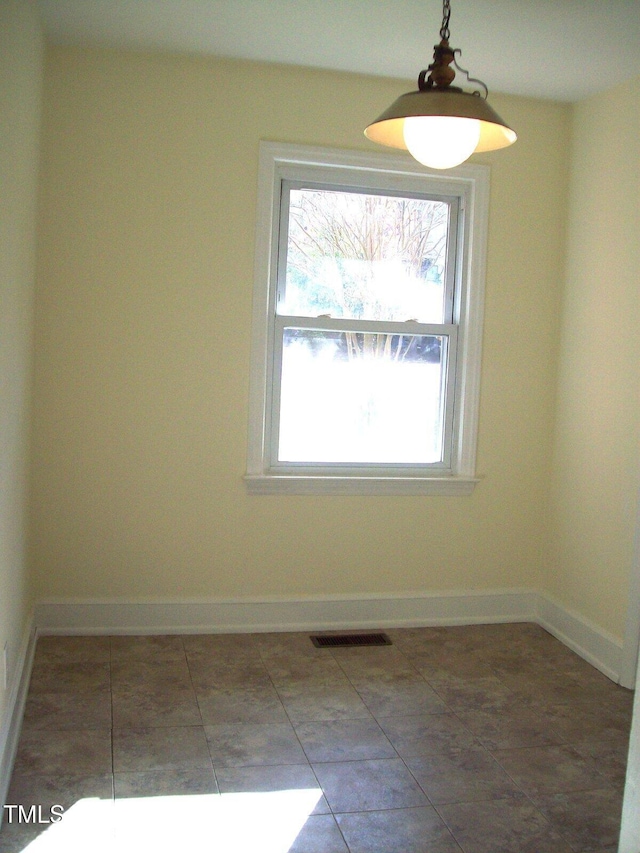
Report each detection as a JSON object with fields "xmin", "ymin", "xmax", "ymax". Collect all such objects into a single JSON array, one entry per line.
[{"xmin": 244, "ymin": 475, "xmax": 480, "ymax": 496}]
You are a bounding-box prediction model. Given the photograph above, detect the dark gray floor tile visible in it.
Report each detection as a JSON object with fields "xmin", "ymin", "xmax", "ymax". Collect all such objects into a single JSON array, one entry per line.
[
  {"xmin": 573, "ymin": 739, "xmax": 629, "ymax": 789},
  {"xmin": 437, "ymin": 797, "xmax": 575, "ymax": 853},
  {"xmin": 332, "ymin": 646, "xmax": 419, "ymax": 682},
  {"xmin": 22, "ymin": 690, "xmax": 112, "ymax": 730},
  {"xmin": 188, "ymin": 658, "xmax": 273, "ymax": 691},
  {"xmin": 414, "ymin": 652, "xmax": 499, "ymax": 681},
  {"xmin": 295, "ymin": 718, "xmax": 396, "ymax": 763},
  {"xmin": 13, "ymin": 729, "xmax": 113, "ymax": 777},
  {"xmin": 276, "ymin": 681, "xmax": 372, "ymax": 723},
  {"xmin": 378, "ymin": 711, "xmax": 478, "ymax": 757},
  {"xmin": 114, "ymin": 769, "xmax": 218, "ymax": 798},
  {"xmin": 33, "ymin": 635, "xmax": 111, "ymax": 665},
  {"xmin": 183, "ymin": 632, "xmax": 261, "ymax": 660},
  {"xmin": 196, "ymin": 685, "xmax": 288, "ymax": 725},
  {"xmin": 385, "ymin": 626, "xmax": 458, "ymax": 652},
  {"xmin": 110, "ymin": 658, "xmax": 192, "ymax": 693},
  {"xmin": 336, "ymin": 805, "xmax": 461, "ymax": 852},
  {"xmin": 28, "ymin": 661, "xmax": 111, "ymax": 694},
  {"xmin": 406, "ymin": 746, "xmax": 524, "ymax": 805},
  {"xmin": 456, "ymin": 702, "xmax": 565, "ymax": 750},
  {"xmin": 531, "ymin": 788, "xmax": 623, "ymax": 851},
  {"xmin": 258, "ymin": 632, "xmax": 327, "ymax": 656},
  {"xmin": 112, "ymin": 725, "xmax": 212, "ymax": 773},
  {"xmin": 204, "ymin": 721, "xmax": 308, "ymax": 767},
  {"xmin": 426, "ymin": 674, "xmax": 516, "ymax": 711},
  {"xmin": 262, "ymin": 654, "xmax": 350, "ymax": 687},
  {"xmin": 497, "ymin": 669, "xmax": 622, "ymax": 712},
  {"xmin": 112, "ymin": 685, "xmax": 202, "ymax": 727},
  {"xmin": 492, "ymin": 744, "xmax": 611, "ymax": 798},
  {"xmin": 313, "ymin": 758, "xmax": 429, "ymax": 813},
  {"xmin": 109, "ymin": 634, "xmax": 186, "ymax": 662},
  {"xmin": 538, "ymin": 699, "xmax": 633, "ymax": 746},
  {"xmin": 355, "ymin": 674, "xmax": 448, "ymax": 717}
]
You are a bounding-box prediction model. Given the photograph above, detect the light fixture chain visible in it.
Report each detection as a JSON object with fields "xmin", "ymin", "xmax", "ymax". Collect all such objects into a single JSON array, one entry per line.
[{"xmin": 440, "ymin": 0, "xmax": 451, "ymax": 41}]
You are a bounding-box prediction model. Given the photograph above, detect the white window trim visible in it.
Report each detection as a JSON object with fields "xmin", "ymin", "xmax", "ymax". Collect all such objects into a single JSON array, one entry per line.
[{"xmin": 245, "ymin": 142, "xmax": 489, "ymax": 496}]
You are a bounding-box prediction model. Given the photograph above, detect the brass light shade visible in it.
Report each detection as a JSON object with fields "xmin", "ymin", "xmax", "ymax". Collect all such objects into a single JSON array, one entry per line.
[
  {"xmin": 365, "ymin": 0, "xmax": 517, "ymax": 169},
  {"xmin": 365, "ymin": 89, "xmax": 516, "ymax": 154}
]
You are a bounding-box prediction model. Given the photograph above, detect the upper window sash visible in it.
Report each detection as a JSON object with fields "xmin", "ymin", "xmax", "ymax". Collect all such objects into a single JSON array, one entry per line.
[{"xmin": 276, "ymin": 180, "xmax": 460, "ymax": 326}]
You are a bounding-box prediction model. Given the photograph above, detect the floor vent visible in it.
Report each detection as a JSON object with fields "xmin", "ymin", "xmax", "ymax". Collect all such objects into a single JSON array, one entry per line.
[{"xmin": 310, "ymin": 632, "xmax": 392, "ymax": 648}]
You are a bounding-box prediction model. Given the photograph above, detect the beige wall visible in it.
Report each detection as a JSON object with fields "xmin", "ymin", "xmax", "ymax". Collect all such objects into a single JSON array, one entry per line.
[
  {"xmin": 30, "ymin": 46, "xmax": 570, "ymax": 604},
  {"xmin": 546, "ymin": 76, "xmax": 640, "ymax": 639},
  {"xmin": 0, "ymin": 0, "xmax": 42, "ymax": 739}
]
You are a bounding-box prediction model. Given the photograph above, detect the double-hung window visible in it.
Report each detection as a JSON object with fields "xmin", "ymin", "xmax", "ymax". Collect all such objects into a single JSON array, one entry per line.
[{"xmin": 246, "ymin": 143, "xmax": 489, "ymax": 495}]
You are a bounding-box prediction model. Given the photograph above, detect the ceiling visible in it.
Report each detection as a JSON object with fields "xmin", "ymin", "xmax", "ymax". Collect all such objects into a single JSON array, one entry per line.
[{"xmin": 36, "ymin": 0, "xmax": 640, "ymax": 102}]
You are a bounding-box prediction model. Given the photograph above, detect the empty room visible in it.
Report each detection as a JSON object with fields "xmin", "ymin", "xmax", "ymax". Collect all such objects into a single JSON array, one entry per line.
[{"xmin": 2, "ymin": 1, "xmax": 640, "ymax": 850}]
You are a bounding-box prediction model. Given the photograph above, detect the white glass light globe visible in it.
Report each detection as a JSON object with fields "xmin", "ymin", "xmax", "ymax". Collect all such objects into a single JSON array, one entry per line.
[{"xmin": 403, "ymin": 115, "xmax": 481, "ymax": 169}]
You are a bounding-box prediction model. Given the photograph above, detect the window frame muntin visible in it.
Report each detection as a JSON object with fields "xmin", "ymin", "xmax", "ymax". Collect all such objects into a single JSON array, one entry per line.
[{"xmin": 245, "ymin": 142, "xmax": 490, "ymax": 496}]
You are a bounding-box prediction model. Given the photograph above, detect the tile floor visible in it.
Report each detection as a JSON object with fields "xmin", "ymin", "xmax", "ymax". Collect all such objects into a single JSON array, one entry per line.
[{"xmin": 0, "ymin": 623, "xmax": 633, "ymax": 853}]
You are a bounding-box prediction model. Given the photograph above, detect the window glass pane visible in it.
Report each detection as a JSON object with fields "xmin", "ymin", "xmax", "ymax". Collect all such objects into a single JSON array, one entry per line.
[
  {"xmin": 281, "ymin": 189, "xmax": 449, "ymax": 323},
  {"xmin": 277, "ymin": 328, "xmax": 447, "ymax": 464}
]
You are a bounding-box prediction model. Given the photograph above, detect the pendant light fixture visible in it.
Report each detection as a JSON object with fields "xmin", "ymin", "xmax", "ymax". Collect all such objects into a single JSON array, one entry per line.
[{"xmin": 365, "ymin": 0, "xmax": 517, "ymax": 170}]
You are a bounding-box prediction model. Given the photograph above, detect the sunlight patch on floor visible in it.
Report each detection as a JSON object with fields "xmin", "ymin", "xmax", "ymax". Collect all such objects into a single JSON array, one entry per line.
[{"xmin": 16, "ymin": 789, "xmax": 323, "ymax": 853}]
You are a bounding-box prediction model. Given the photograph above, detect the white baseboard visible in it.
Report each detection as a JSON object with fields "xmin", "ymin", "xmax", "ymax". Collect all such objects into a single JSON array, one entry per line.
[
  {"xmin": 535, "ymin": 593, "xmax": 623, "ymax": 683},
  {"xmin": 34, "ymin": 588, "xmax": 627, "ymax": 684},
  {"xmin": 0, "ymin": 615, "xmax": 37, "ymax": 810},
  {"xmin": 35, "ymin": 589, "xmax": 537, "ymax": 636}
]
